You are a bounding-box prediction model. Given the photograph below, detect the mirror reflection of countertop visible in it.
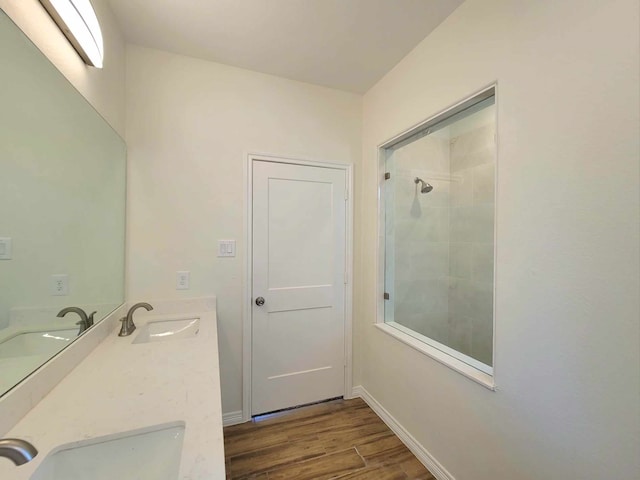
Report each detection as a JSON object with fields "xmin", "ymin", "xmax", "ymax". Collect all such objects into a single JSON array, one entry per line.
[{"xmin": 0, "ymin": 298, "xmax": 225, "ymax": 479}]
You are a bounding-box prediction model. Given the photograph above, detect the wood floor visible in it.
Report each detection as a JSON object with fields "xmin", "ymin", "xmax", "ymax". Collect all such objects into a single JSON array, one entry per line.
[{"xmin": 223, "ymin": 397, "xmax": 435, "ymax": 479}]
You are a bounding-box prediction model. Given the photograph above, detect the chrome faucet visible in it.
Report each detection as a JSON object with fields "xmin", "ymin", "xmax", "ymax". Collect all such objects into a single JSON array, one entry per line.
[
  {"xmin": 57, "ymin": 307, "xmax": 96, "ymax": 335},
  {"xmin": 118, "ymin": 302, "xmax": 153, "ymax": 337},
  {"xmin": 0, "ymin": 438, "xmax": 38, "ymax": 465}
]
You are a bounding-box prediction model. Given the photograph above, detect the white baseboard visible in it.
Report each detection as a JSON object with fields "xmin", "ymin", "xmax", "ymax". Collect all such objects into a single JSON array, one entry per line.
[
  {"xmin": 352, "ymin": 385, "xmax": 455, "ymax": 480},
  {"xmin": 222, "ymin": 410, "xmax": 244, "ymax": 427}
]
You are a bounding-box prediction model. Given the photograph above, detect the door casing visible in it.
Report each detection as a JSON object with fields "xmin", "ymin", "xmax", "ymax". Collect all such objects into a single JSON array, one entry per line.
[{"xmin": 242, "ymin": 153, "xmax": 354, "ymax": 423}]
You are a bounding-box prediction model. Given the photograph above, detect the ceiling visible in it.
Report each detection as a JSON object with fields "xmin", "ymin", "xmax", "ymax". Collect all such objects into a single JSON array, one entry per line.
[{"xmin": 107, "ymin": 0, "xmax": 464, "ymax": 93}]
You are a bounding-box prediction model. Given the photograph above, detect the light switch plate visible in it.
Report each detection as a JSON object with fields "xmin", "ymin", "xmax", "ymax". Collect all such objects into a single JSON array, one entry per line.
[
  {"xmin": 176, "ymin": 271, "xmax": 190, "ymax": 290},
  {"xmin": 51, "ymin": 274, "xmax": 69, "ymax": 296},
  {"xmin": 218, "ymin": 240, "xmax": 236, "ymax": 257},
  {"xmin": 0, "ymin": 237, "xmax": 12, "ymax": 260}
]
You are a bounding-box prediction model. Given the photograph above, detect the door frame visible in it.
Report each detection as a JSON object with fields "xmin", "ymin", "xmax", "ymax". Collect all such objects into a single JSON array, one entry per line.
[{"xmin": 242, "ymin": 153, "xmax": 354, "ymax": 422}]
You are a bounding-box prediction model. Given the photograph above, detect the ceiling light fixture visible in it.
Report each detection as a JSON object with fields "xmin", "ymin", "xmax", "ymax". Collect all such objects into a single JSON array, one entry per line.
[{"xmin": 39, "ymin": 0, "xmax": 104, "ymax": 68}]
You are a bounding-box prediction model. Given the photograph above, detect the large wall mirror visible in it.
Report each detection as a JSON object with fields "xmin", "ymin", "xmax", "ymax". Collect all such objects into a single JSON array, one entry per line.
[{"xmin": 0, "ymin": 9, "xmax": 126, "ymax": 397}]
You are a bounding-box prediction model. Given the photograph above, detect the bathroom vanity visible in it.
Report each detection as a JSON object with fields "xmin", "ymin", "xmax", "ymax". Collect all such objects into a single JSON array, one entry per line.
[{"xmin": 0, "ymin": 298, "xmax": 225, "ymax": 479}]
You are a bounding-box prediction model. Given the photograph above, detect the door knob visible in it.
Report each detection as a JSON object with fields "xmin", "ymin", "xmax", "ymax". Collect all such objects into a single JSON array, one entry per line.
[{"xmin": 255, "ymin": 297, "xmax": 265, "ymax": 306}]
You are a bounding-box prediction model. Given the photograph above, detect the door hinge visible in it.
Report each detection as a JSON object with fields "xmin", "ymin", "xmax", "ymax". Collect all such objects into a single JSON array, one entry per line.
[
  {"xmin": 384, "ymin": 292, "xmax": 390, "ymax": 300},
  {"xmin": 384, "ymin": 172, "xmax": 391, "ymax": 180},
  {"xmin": 344, "ymin": 187, "xmax": 349, "ymax": 201}
]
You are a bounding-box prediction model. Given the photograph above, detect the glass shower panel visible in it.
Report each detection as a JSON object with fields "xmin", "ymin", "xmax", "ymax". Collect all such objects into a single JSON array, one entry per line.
[
  {"xmin": 384, "ymin": 98, "xmax": 495, "ymax": 371},
  {"xmin": 383, "ymin": 151, "xmax": 396, "ymax": 326}
]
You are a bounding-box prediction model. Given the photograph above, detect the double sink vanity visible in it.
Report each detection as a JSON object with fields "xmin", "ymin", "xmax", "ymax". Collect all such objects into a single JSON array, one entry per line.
[{"xmin": 0, "ymin": 298, "xmax": 225, "ymax": 479}]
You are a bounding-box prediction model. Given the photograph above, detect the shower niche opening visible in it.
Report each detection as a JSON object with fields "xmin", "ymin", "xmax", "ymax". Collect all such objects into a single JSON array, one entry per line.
[{"xmin": 381, "ymin": 87, "xmax": 496, "ymax": 376}]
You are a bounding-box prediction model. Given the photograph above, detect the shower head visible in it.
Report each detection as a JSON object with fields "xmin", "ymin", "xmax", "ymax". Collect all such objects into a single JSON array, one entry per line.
[{"xmin": 414, "ymin": 177, "xmax": 433, "ymax": 194}]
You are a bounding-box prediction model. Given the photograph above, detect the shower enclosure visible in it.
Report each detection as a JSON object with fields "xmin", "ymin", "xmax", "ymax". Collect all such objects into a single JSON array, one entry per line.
[{"xmin": 382, "ymin": 88, "xmax": 496, "ymax": 374}]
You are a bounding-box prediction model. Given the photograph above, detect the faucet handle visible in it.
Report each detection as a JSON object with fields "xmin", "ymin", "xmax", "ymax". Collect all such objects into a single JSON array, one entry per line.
[
  {"xmin": 75, "ymin": 320, "xmax": 86, "ymax": 335},
  {"xmin": 118, "ymin": 317, "xmax": 135, "ymax": 337},
  {"xmin": 87, "ymin": 311, "xmax": 97, "ymax": 327}
]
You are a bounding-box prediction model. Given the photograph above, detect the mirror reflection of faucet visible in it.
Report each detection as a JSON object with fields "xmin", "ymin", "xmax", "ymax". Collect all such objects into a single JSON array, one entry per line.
[
  {"xmin": 56, "ymin": 307, "xmax": 96, "ymax": 336},
  {"xmin": 0, "ymin": 437, "xmax": 38, "ymax": 466},
  {"xmin": 118, "ymin": 303, "xmax": 154, "ymax": 337}
]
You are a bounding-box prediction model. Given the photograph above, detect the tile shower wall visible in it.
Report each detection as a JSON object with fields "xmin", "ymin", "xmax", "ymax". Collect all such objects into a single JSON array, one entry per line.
[
  {"xmin": 387, "ymin": 106, "xmax": 495, "ymax": 366},
  {"xmin": 448, "ymin": 115, "xmax": 495, "ymax": 365},
  {"xmin": 387, "ymin": 133, "xmax": 451, "ymax": 345}
]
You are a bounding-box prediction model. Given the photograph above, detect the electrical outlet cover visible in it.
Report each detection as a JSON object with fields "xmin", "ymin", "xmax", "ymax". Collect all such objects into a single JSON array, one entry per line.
[
  {"xmin": 51, "ymin": 274, "xmax": 69, "ymax": 296},
  {"xmin": 218, "ymin": 240, "xmax": 236, "ymax": 257},
  {"xmin": 177, "ymin": 271, "xmax": 190, "ymax": 290},
  {"xmin": 0, "ymin": 237, "xmax": 12, "ymax": 260}
]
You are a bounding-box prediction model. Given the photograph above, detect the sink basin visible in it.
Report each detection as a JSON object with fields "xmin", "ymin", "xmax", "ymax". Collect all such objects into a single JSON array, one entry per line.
[
  {"xmin": 30, "ymin": 423, "xmax": 185, "ymax": 480},
  {"xmin": 133, "ymin": 318, "xmax": 200, "ymax": 344},
  {"xmin": 0, "ymin": 329, "xmax": 77, "ymax": 358}
]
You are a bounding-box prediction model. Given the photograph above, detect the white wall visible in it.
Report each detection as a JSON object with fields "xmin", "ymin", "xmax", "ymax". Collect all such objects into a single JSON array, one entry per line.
[
  {"xmin": 0, "ymin": 0, "xmax": 126, "ymax": 136},
  {"xmin": 357, "ymin": 0, "xmax": 639, "ymax": 479},
  {"xmin": 125, "ymin": 45, "xmax": 362, "ymax": 414}
]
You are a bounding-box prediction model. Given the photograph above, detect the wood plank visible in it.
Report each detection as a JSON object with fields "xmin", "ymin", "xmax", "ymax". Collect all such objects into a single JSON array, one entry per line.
[
  {"xmin": 356, "ymin": 431, "xmax": 405, "ymax": 457},
  {"xmin": 357, "ymin": 433, "xmax": 417, "ymax": 468},
  {"xmin": 361, "ymin": 444, "xmax": 417, "ymax": 467},
  {"xmin": 224, "ymin": 428, "xmax": 289, "ymax": 458},
  {"xmin": 223, "ymin": 398, "xmax": 436, "ymax": 480},
  {"xmin": 318, "ymin": 423, "xmax": 391, "ymax": 454},
  {"xmin": 336, "ymin": 464, "xmax": 409, "ymax": 479},
  {"xmin": 268, "ymin": 448, "xmax": 365, "ymax": 480},
  {"xmin": 284, "ymin": 409, "xmax": 389, "ymax": 444},
  {"xmin": 228, "ymin": 437, "xmax": 325, "ymax": 477},
  {"xmin": 399, "ymin": 456, "xmax": 436, "ymax": 479}
]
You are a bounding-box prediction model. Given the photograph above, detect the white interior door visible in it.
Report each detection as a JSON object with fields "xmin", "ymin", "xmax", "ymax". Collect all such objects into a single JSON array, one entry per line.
[{"xmin": 251, "ymin": 160, "xmax": 346, "ymax": 415}]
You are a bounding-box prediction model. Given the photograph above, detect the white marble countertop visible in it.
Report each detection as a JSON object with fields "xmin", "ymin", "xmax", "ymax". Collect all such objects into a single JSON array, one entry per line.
[{"xmin": 0, "ymin": 299, "xmax": 225, "ymax": 479}]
